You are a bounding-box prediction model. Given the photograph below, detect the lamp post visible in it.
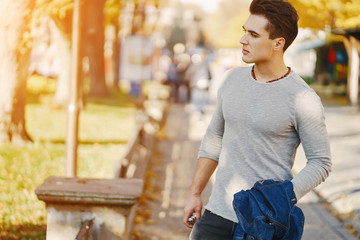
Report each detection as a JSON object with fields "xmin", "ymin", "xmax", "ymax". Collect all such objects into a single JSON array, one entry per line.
[{"xmin": 66, "ymin": 0, "xmax": 82, "ymax": 177}]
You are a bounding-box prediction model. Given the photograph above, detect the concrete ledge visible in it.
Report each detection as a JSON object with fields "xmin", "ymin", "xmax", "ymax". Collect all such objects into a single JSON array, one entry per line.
[
  {"xmin": 35, "ymin": 177, "xmax": 144, "ymax": 240},
  {"xmin": 44, "ymin": 203, "xmax": 137, "ymax": 240}
]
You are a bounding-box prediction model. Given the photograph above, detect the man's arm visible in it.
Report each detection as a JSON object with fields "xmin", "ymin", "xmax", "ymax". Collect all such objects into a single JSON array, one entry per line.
[
  {"xmin": 183, "ymin": 71, "xmax": 229, "ymax": 228},
  {"xmin": 183, "ymin": 157, "xmax": 218, "ymax": 228},
  {"xmin": 292, "ymin": 90, "xmax": 332, "ymax": 199}
]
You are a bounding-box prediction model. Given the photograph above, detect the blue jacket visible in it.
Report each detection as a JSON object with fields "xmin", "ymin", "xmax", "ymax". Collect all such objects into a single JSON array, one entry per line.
[{"xmin": 232, "ymin": 180, "xmax": 304, "ymax": 240}]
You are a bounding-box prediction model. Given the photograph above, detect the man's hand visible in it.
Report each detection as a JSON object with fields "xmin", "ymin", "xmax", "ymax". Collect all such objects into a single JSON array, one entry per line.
[
  {"xmin": 183, "ymin": 194, "xmax": 203, "ymax": 228},
  {"xmin": 183, "ymin": 158, "xmax": 217, "ymax": 228}
]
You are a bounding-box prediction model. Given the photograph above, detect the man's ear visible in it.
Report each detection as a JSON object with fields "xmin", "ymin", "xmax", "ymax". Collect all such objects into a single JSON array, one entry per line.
[{"xmin": 274, "ymin": 38, "xmax": 285, "ymax": 51}]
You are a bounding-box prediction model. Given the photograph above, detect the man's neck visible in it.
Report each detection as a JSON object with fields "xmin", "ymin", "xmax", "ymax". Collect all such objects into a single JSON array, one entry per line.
[{"xmin": 253, "ymin": 60, "xmax": 288, "ymax": 83}]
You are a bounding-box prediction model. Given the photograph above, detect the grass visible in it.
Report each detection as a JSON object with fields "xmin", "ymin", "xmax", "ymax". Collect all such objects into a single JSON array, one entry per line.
[{"xmin": 0, "ymin": 75, "xmax": 138, "ymax": 239}]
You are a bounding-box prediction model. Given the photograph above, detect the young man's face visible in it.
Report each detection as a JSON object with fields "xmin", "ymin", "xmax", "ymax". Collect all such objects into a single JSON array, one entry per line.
[{"xmin": 240, "ymin": 14, "xmax": 279, "ymax": 64}]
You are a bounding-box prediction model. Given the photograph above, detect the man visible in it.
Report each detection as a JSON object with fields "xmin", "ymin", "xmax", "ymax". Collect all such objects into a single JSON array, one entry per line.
[{"xmin": 183, "ymin": 0, "xmax": 332, "ymax": 239}]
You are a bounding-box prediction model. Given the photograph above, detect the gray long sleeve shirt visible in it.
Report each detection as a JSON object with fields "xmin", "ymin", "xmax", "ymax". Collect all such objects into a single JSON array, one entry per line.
[{"xmin": 198, "ymin": 66, "xmax": 332, "ymax": 222}]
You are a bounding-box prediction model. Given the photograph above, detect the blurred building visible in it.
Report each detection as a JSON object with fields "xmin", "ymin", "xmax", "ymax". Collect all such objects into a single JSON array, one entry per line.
[{"xmin": 286, "ymin": 27, "xmax": 360, "ymax": 106}]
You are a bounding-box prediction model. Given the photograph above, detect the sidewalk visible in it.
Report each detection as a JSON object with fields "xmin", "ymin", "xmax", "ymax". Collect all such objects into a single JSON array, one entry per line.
[{"xmin": 131, "ymin": 102, "xmax": 358, "ymax": 240}]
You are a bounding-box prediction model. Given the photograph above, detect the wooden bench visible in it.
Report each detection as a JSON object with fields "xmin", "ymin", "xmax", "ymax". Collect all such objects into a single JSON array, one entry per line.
[
  {"xmin": 114, "ymin": 122, "xmax": 153, "ymax": 179},
  {"xmin": 35, "ymin": 108, "xmax": 159, "ymax": 240}
]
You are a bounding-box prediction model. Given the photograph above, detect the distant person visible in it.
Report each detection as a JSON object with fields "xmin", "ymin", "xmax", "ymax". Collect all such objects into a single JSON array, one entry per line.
[
  {"xmin": 187, "ymin": 51, "xmax": 212, "ymax": 114},
  {"xmin": 177, "ymin": 54, "xmax": 192, "ymax": 102},
  {"xmin": 183, "ymin": 0, "xmax": 332, "ymax": 239},
  {"xmin": 166, "ymin": 57, "xmax": 180, "ymax": 102}
]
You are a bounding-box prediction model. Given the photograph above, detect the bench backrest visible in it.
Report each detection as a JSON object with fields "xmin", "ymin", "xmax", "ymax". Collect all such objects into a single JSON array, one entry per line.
[{"xmin": 115, "ymin": 123, "xmax": 154, "ymax": 179}]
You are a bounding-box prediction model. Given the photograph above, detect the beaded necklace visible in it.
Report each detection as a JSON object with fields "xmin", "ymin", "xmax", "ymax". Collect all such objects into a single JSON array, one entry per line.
[{"xmin": 251, "ymin": 65, "xmax": 291, "ymax": 83}]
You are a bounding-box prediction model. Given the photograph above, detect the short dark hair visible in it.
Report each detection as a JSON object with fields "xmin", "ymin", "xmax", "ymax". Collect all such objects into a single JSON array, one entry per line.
[{"xmin": 250, "ymin": 0, "xmax": 299, "ymax": 51}]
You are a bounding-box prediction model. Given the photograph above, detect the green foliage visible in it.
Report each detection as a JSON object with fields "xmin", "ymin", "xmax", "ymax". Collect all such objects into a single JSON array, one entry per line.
[
  {"xmin": 33, "ymin": 0, "xmax": 73, "ymax": 36},
  {"xmin": 290, "ymin": 0, "xmax": 360, "ymax": 29},
  {"xmin": 27, "ymin": 75, "xmax": 57, "ymax": 95},
  {"xmin": 35, "ymin": 0, "xmax": 73, "ymax": 20},
  {"xmin": 0, "ymin": 82, "xmax": 137, "ymax": 238},
  {"xmin": 105, "ymin": 0, "xmax": 125, "ymax": 25},
  {"xmin": 204, "ymin": 12, "xmax": 248, "ymax": 48},
  {"xmin": 202, "ymin": 0, "xmax": 250, "ymax": 48},
  {"xmin": 202, "ymin": 0, "xmax": 360, "ymax": 47},
  {"xmin": 0, "ymin": 142, "xmax": 64, "ymax": 238}
]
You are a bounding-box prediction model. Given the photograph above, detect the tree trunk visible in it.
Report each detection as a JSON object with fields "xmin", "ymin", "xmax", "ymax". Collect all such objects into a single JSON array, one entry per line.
[
  {"xmin": 49, "ymin": 9, "xmax": 73, "ymax": 107},
  {"xmin": 112, "ymin": 24, "xmax": 121, "ymax": 89},
  {"xmin": 51, "ymin": 18, "xmax": 72, "ymax": 107},
  {"xmin": 82, "ymin": 0, "xmax": 108, "ymax": 97},
  {"xmin": 0, "ymin": 0, "xmax": 35, "ymax": 144},
  {"xmin": 343, "ymin": 36, "xmax": 360, "ymax": 106}
]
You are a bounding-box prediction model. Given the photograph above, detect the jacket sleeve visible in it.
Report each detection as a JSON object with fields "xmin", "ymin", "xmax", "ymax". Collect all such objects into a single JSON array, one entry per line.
[{"xmin": 291, "ymin": 90, "xmax": 332, "ymax": 199}]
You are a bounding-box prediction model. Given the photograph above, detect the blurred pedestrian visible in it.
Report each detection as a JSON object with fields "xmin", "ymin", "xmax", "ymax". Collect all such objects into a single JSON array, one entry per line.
[
  {"xmin": 183, "ymin": 0, "xmax": 332, "ymax": 239},
  {"xmin": 166, "ymin": 56, "xmax": 180, "ymax": 102},
  {"xmin": 177, "ymin": 54, "xmax": 191, "ymax": 102},
  {"xmin": 186, "ymin": 50, "xmax": 212, "ymax": 114}
]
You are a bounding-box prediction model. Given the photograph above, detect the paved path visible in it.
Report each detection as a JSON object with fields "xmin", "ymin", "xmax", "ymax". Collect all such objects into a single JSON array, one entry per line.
[{"xmin": 131, "ymin": 103, "xmax": 358, "ymax": 240}]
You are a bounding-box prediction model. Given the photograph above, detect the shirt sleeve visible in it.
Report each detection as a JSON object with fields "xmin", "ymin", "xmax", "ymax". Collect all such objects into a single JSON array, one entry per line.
[
  {"xmin": 291, "ymin": 90, "xmax": 332, "ymax": 199},
  {"xmin": 197, "ymin": 76, "xmax": 228, "ymax": 161}
]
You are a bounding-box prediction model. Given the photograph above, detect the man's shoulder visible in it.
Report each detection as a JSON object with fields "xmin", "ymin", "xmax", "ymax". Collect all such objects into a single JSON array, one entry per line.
[
  {"xmin": 228, "ymin": 66, "xmax": 252, "ymax": 76},
  {"xmin": 283, "ymin": 71, "xmax": 313, "ymax": 93},
  {"xmin": 221, "ymin": 66, "xmax": 251, "ymax": 85},
  {"xmin": 283, "ymin": 72, "xmax": 322, "ymax": 106}
]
